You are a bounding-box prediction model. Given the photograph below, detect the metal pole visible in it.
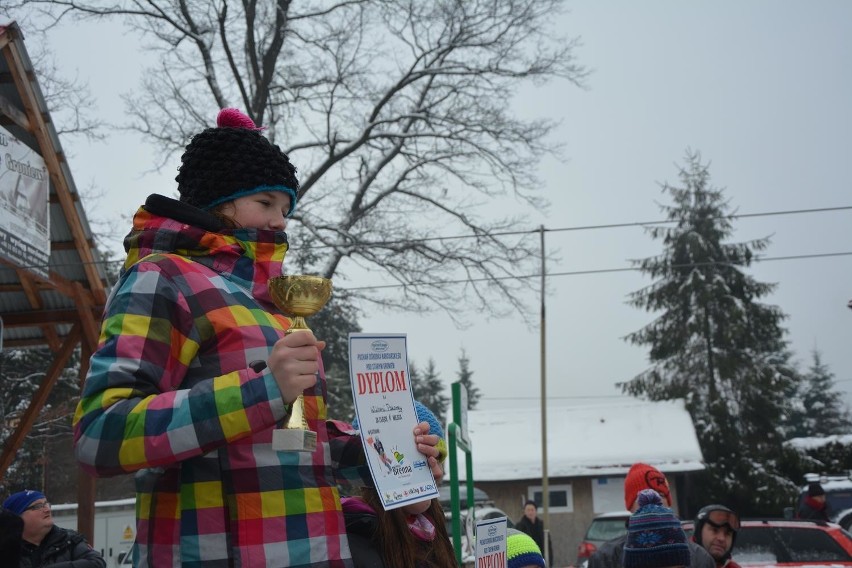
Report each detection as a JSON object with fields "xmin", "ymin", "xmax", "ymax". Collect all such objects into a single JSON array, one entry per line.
[{"xmin": 540, "ymin": 226, "xmax": 549, "ymax": 540}]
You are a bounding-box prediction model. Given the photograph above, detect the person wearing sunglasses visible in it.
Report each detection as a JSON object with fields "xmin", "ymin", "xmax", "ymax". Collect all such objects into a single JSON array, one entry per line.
[
  {"xmin": 693, "ymin": 505, "xmax": 741, "ymax": 568},
  {"xmin": 1, "ymin": 489, "xmax": 105, "ymax": 567}
]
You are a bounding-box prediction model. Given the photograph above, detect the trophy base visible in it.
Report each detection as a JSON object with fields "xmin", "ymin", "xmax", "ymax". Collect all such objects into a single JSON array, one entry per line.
[{"xmin": 272, "ymin": 428, "xmax": 318, "ymax": 452}]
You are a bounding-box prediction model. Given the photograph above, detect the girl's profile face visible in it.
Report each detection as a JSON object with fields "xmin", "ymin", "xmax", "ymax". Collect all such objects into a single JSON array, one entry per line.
[{"xmin": 220, "ymin": 191, "xmax": 291, "ymax": 230}]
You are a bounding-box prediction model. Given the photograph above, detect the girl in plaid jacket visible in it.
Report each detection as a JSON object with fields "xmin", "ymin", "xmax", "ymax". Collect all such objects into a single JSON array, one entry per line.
[{"xmin": 73, "ymin": 109, "xmax": 443, "ymax": 568}]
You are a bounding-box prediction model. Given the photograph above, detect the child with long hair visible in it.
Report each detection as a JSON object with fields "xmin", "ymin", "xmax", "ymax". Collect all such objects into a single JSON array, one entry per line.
[{"xmin": 344, "ymin": 402, "xmax": 457, "ymax": 568}]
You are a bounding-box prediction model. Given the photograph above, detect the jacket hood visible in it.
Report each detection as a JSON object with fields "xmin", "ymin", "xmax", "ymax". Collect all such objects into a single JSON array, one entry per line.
[{"xmin": 123, "ymin": 194, "xmax": 290, "ymax": 308}]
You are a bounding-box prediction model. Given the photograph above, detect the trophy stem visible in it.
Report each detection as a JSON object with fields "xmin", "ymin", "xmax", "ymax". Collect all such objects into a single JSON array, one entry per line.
[
  {"xmin": 273, "ymin": 390, "xmax": 317, "ymax": 452},
  {"xmin": 282, "ymin": 323, "xmax": 311, "ymax": 431},
  {"xmin": 273, "ymin": 326, "xmax": 318, "ymax": 451},
  {"xmin": 285, "ymin": 394, "xmax": 309, "ymax": 431}
]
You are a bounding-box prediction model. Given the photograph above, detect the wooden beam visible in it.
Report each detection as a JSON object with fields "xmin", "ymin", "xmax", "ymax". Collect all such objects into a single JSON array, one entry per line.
[
  {"xmin": 52, "ymin": 238, "xmax": 96, "ymax": 250},
  {"xmin": 0, "ymin": 92, "xmax": 30, "ymax": 129},
  {"xmin": 0, "ymin": 26, "xmax": 13, "ymax": 52},
  {"xmin": 50, "ymin": 191, "xmax": 81, "ymax": 204},
  {"xmin": 74, "ymin": 281, "xmax": 101, "ymax": 355},
  {"xmin": 0, "ymin": 325, "xmax": 81, "ymax": 481},
  {"xmin": 0, "ymin": 282, "xmax": 47, "ymax": 293},
  {"xmin": 1, "ymin": 336, "xmax": 78, "ymax": 349},
  {"xmin": 16, "ymin": 267, "xmax": 61, "ymax": 350},
  {"xmin": 1, "ymin": 309, "xmax": 96, "ymax": 326},
  {"xmin": 0, "ymin": 257, "xmax": 94, "ymax": 299}
]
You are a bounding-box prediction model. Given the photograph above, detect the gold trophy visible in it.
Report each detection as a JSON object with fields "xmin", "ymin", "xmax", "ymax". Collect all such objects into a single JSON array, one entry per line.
[{"xmin": 268, "ymin": 275, "xmax": 332, "ymax": 452}]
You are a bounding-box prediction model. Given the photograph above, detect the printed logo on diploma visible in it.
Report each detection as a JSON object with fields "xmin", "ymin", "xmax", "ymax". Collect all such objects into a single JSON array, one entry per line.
[{"xmin": 349, "ymin": 333, "xmax": 440, "ymax": 510}]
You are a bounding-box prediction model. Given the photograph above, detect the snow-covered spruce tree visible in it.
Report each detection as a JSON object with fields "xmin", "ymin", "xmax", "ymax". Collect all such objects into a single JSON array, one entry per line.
[
  {"xmin": 786, "ymin": 350, "xmax": 852, "ymax": 439},
  {"xmin": 621, "ymin": 151, "xmax": 800, "ymax": 515}
]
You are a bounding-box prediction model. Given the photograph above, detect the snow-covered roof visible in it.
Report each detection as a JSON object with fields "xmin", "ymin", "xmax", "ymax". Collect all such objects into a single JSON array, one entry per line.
[{"xmin": 450, "ymin": 399, "xmax": 704, "ymax": 481}]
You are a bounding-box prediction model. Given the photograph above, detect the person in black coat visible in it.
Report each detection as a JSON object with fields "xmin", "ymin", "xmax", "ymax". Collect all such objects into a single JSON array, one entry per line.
[
  {"xmin": 797, "ymin": 482, "xmax": 831, "ymax": 521},
  {"xmin": 514, "ymin": 500, "xmax": 553, "ymax": 566},
  {"xmin": 0, "ymin": 507, "xmax": 24, "ymax": 567},
  {"xmin": 2, "ymin": 490, "xmax": 105, "ymax": 567}
]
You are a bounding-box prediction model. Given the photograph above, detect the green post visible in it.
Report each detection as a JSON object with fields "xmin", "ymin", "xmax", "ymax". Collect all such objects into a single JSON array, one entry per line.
[{"xmin": 448, "ymin": 381, "xmax": 473, "ymax": 566}]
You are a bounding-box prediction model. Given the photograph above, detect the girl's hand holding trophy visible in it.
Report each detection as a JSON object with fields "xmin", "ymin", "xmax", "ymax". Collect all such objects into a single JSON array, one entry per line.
[{"xmin": 268, "ymin": 275, "xmax": 332, "ymax": 452}]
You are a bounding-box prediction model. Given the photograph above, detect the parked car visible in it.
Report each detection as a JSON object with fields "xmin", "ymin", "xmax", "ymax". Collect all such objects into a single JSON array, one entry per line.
[
  {"xmin": 685, "ymin": 519, "xmax": 852, "ymax": 567},
  {"xmin": 438, "ymin": 484, "xmax": 492, "ymax": 511},
  {"xmin": 797, "ymin": 475, "xmax": 852, "ymax": 530},
  {"xmin": 576, "ymin": 510, "xmax": 631, "ymax": 567}
]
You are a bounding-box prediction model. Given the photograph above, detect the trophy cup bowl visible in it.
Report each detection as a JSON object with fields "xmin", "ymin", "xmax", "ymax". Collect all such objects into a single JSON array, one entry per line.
[
  {"xmin": 268, "ymin": 275, "xmax": 332, "ymax": 452},
  {"xmin": 269, "ymin": 275, "xmax": 333, "ymax": 332}
]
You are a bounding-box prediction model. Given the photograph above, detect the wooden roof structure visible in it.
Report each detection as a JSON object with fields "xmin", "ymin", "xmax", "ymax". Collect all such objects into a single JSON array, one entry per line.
[{"xmin": 0, "ymin": 21, "xmax": 108, "ymax": 541}]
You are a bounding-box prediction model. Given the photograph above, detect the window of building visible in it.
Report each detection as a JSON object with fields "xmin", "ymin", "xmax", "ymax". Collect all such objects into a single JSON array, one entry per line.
[{"xmin": 527, "ymin": 484, "xmax": 573, "ymax": 513}]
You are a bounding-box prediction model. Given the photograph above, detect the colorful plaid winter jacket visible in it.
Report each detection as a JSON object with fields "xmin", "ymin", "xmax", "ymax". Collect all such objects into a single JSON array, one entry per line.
[{"xmin": 74, "ymin": 195, "xmax": 366, "ymax": 568}]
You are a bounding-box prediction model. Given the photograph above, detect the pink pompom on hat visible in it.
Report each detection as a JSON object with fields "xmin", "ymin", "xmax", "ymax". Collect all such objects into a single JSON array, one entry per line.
[{"xmin": 217, "ymin": 107, "xmax": 266, "ymax": 131}]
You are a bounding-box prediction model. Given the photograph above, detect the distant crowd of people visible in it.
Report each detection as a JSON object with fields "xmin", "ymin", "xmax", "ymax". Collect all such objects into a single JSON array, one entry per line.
[{"xmin": 581, "ymin": 462, "xmax": 828, "ymax": 568}]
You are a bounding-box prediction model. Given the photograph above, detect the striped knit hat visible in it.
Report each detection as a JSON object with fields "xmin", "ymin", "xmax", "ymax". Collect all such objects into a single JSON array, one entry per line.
[
  {"xmin": 623, "ymin": 489, "xmax": 690, "ymax": 568},
  {"xmin": 507, "ymin": 528, "xmax": 546, "ymax": 568}
]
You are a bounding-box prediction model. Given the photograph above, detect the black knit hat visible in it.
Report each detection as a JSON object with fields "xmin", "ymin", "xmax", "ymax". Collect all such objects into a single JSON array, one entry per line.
[
  {"xmin": 176, "ymin": 108, "xmax": 299, "ymax": 216},
  {"xmin": 808, "ymin": 482, "xmax": 826, "ymax": 497},
  {"xmin": 623, "ymin": 489, "xmax": 691, "ymax": 568}
]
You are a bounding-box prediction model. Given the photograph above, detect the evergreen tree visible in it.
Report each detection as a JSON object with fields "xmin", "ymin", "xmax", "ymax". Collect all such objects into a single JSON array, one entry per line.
[
  {"xmin": 621, "ymin": 150, "xmax": 800, "ymax": 515},
  {"xmin": 787, "ymin": 350, "xmax": 852, "ymax": 438},
  {"xmin": 456, "ymin": 349, "xmax": 481, "ymax": 410},
  {"xmin": 411, "ymin": 358, "xmax": 450, "ymax": 426}
]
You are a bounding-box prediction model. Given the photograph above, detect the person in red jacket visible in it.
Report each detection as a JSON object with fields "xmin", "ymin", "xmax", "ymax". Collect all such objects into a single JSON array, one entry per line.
[
  {"xmin": 693, "ymin": 504, "xmax": 741, "ymax": 568},
  {"xmin": 797, "ymin": 482, "xmax": 830, "ymax": 521}
]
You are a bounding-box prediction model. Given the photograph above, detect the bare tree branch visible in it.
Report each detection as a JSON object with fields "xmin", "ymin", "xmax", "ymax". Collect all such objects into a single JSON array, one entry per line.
[{"xmin": 7, "ymin": 0, "xmax": 586, "ymax": 322}]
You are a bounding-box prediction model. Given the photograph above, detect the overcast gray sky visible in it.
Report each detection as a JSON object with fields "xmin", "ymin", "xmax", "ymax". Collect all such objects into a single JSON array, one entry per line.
[
  {"xmin": 9, "ymin": 1, "xmax": 851, "ymax": 410},
  {"xmin": 374, "ymin": 0, "xmax": 852, "ymax": 409}
]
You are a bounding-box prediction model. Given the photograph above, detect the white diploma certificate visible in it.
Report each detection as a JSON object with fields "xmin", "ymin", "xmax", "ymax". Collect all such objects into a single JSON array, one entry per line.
[{"xmin": 348, "ymin": 333, "xmax": 440, "ymax": 510}]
